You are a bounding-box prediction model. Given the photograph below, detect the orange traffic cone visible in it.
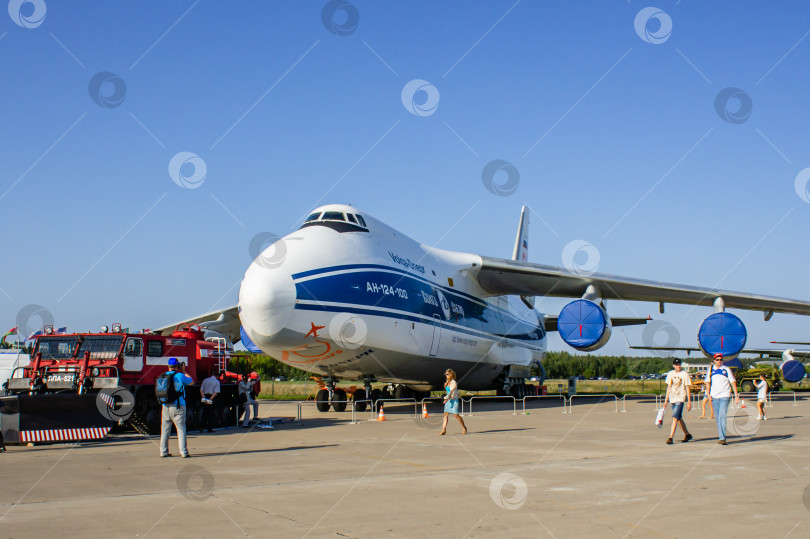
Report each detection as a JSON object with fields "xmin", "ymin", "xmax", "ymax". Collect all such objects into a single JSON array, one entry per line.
[
  {"xmin": 422, "ymin": 403, "xmax": 430, "ymax": 418},
  {"xmin": 377, "ymin": 405, "xmax": 386, "ymax": 421},
  {"xmin": 740, "ymin": 398, "xmax": 746, "ymax": 409}
]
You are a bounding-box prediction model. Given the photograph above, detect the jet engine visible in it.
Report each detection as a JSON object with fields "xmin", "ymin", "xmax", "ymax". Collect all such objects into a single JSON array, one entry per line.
[
  {"xmin": 780, "ymin": 350, "xmax": 805, "ymax": 383},
  {"xmin": 558, "ymin": 299, "xmax": 612, "ymax": 352},
  {"xmin": 697, "ymin": 312, "xmax": 747, "ymax": 360}
]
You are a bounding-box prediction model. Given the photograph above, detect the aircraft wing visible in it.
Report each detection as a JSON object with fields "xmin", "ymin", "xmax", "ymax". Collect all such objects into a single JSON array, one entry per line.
[
  {"xmin": 153, "ymin": 305, "xmax": 241, "ymax": 344},
  {"xmin": 544, "ymin": 315, "xmax": 651, "ymax": 332},
  {"xmin": 626, "ymin": 343, "xmax": 810, "ymax": 359},
  {"xmin": 475, "ymin": 257, "xmax": 810, "ymax": 316}
]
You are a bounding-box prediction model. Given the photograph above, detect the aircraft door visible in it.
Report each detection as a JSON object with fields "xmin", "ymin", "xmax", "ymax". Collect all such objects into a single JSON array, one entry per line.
[{"xmin": 429, "ymin": 315, "xmax": 441, "ymax": 357}]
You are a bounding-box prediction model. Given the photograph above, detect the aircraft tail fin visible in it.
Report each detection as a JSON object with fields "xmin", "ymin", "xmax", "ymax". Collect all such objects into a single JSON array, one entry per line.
[
  {"xmin": 512, "ymin": 206, "xmax": 529, "ymax": 262},
  {"xmin": 512, "ymin": 206, "xmax": 534, "ymax": 309}
]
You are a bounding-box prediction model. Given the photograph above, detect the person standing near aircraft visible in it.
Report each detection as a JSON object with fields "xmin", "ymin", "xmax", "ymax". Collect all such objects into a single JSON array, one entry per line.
[
  {"xmin": 238, "ymin": 374, "xmax": 258, "ymax": 428},
  {"xmin": 200, "ymin": 369, "xmax": 220, "ymax": 433},
  {"xmin": 755, "ymin": 373, "xmax": 768, "ymax": 421},
  {"xmin": 705, "ymin": 354, "xmax": 739, "ymax": 445},
  {"xmin": 698, "ymin": 384, "xmax": 714, "ymax": 419},
  {"xmin": 247, "ymin": 372, "xmax": 260, "ymax": 423},
  {"xmin": 662, "ymin": 358, "xmax": 692, "ymax": 444},
  {"xmin": 0, "ymin": 399, "xmax": 5, "ymax": 452},
  {"xmin": 159, "ymin": 358, "xmax": 193, "ymax": 458},
  {"xmin": 439, "ymin": 369, "xmax": 466, "ymax": 435}
]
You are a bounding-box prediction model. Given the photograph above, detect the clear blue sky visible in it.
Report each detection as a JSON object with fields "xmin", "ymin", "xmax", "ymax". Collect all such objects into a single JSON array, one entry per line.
[{"xmin": 3, "ymin": 1, "xmax": 810, "ymax": 356}]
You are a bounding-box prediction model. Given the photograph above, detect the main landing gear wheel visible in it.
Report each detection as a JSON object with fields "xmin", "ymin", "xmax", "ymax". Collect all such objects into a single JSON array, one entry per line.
[
  {"xmin": 316, "ymin": 389, "xmax": 331, "ymax": 412},
  {"xmin": 370, "ymin": 388, "xmax": 382, "ymax": 405},
  {"xmin": 510, "ymin": 384, "xmax": 526, "ymax": 400},
  {"xmin": 333, "ymin": 388, "xmax": 348, "ymax": 412},
  {"xmin": 352, "ymin": 390, "xmax": 368, "ymax": 412}
]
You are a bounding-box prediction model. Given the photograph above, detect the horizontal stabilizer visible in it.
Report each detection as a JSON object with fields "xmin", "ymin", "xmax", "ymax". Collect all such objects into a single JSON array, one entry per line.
[{"xmin": 626, "ymin": 341, "xmax": 810, "ymax": 360}]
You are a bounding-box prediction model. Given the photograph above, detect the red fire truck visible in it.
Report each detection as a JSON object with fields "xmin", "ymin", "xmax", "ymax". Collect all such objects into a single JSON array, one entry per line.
[{"xmin": 0, "ymin": 323, "xmax": 242, "ymax": 443}]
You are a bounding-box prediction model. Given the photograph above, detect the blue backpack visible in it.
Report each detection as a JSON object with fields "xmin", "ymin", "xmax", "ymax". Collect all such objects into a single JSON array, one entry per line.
[{"xmin": 155, "ymin": 372, "xmax": 181, "ymax": 404}]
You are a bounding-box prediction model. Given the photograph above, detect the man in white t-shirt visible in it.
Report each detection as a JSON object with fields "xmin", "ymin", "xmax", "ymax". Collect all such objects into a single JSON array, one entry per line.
[
  {"xmin": 704, "ymin": 353, "xmax": 740, "ymax": 445},
  {"xmin": 663, "ymin": 358, "xmax": 692, "ymax": 445}
]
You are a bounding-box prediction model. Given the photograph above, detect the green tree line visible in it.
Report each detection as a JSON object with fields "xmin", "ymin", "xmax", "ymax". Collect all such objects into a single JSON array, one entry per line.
[
  {"xmin": 228, "ymin": 353, "xmax": 311, "ymax": 380},
  {"xmin": 532, "ymin": 351, "xmax": 803, "ymax": 380},
  {"xmin": 230, "ymin": 350, "xmax": 809, "ymax": 382}
]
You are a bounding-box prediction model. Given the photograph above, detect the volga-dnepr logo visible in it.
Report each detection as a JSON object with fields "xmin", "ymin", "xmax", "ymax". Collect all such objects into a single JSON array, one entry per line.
[{"xmin": 387, "ymin": 251, "xmax": 425, "ymax": 274}]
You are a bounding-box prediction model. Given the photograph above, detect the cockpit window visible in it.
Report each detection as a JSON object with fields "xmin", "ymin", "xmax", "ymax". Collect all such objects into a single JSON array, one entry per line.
[
  {"xmin": 321, "ymin": 211, "xmax": 345, "ymax": 221},
  {"xmin": 297, "ymin": 210, "xmax": 368, "ymax": 233}
]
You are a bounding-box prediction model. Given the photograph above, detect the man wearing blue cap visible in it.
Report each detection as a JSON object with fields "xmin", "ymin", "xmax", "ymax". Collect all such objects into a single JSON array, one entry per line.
[{"xmin": 160, "ymin": 358, "xmax": 194, "ymax": 457}]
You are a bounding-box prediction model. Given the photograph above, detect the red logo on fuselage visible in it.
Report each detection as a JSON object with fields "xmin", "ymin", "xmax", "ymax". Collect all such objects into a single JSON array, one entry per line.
[{"xmin": 281, "ymin": 322, "xmax": 344, "ymax": 365}]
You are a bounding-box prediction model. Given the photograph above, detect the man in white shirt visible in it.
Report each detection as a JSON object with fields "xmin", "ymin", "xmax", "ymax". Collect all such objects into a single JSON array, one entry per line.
[
  {"xmin": 200, "ymin": 370, "xmax": 221, "ymax": 433},
  {"xmin": 663, "ymin": 358, "xmax": 692, "ymax": 444},
  {"xmin": 704, "ymin": 354, "xmax": 740, "ymax": 445}
]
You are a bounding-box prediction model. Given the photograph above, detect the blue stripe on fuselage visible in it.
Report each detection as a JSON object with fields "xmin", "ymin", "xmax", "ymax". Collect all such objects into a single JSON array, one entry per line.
[
  {"xmin": 294, "ymin": 302, "xmax": 544, "ymax": 350},
  {"xmin": 293, "ymin": 267, "xmax": 545, "ymax": 343},
  {"xmin": 293, "ymin": 264, "xmax": 488, "ymax": 307}
]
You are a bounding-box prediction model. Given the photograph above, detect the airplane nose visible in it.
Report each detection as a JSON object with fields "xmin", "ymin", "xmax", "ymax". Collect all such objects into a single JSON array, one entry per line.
[{"xmin": 238, "ymin": 253, "xmax": 296, "ymax": 345}]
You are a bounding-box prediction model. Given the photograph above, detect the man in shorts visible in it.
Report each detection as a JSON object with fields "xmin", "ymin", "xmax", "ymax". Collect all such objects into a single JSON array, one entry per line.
[
  {"xmin": 663, "ymin": 358, "xmax": 692, "ymax": 444},
  {"xmin": 755, "ymin": 373, "xmax": 769, "ymax": 421}
]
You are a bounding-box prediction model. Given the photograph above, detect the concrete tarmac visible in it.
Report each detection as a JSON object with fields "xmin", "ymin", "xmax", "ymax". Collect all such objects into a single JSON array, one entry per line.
[{"xmin": 1, "ymin": 395, "xmax": 809, "ymax": 538}]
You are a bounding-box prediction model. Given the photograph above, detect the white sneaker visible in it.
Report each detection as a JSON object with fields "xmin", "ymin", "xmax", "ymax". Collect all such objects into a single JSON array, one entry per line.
[
  {"xmin": 757, "ymin": 415, "xmax": 762, "ymax": 420},
  {"xmin": 763, "ymin": 417, "xmax": 768, "ymax": 420}
]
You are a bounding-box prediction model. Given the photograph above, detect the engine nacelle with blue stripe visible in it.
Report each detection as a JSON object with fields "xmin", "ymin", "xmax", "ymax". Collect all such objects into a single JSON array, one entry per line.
[
  {"xmin": 558, "ymin": 299, "xmax": 612, "ymax": 352},
  {"xmin": 697, "ymin": 312, "xmax": 747, "ymax": 360}
]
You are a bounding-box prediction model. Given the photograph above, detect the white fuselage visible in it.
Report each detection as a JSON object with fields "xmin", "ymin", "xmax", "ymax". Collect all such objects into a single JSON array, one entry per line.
[{"xmin": 238, "ymin": 205, "xmax": 545, "ymax": 391}]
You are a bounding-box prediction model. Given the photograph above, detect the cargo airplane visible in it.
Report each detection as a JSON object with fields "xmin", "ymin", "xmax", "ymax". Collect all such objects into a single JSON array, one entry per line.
[{"xmin": 159, "ymin": 204, "xmax": 810, "ymax": 411}]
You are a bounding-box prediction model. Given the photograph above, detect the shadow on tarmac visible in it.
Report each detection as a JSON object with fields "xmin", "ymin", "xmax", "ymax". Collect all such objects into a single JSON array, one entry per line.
[
  {"xmin": 189, "ymin": 444, "xmax": 339, "ymax": 457},
  {"xmin": 468, "ymin": 427, "xmax": 536, "ymax": 434},
  {"xmin": 726, "ymin": 434, "xmax": 794, "ymax": 444}
]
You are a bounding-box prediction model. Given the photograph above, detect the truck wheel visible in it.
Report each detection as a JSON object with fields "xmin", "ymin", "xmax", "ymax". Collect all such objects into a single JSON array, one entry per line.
[
  {"xmin": 186, "ymin": 407, "xmax": 200, "ymax": 430},
  {"xmin": 333, "ymin": 388, "xmax": 347, "ymax": 412},
  {"xmin": 316, "ymin": 389, "xmax": 330, "ymax": 412},
  {"xmin": 135, "ymin": 389, "xmax": 162, "ymax": 434},
  {"xmin": 741, "ymin": 381, "xmax": 754, "ymax": 393},
  {"xmin": 219, "ymin": 405, "xmax": 235, "ymax": 426},
  {"xmin": 146, "ymin": 409, "xmax": 161, "ymax": 434}
]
